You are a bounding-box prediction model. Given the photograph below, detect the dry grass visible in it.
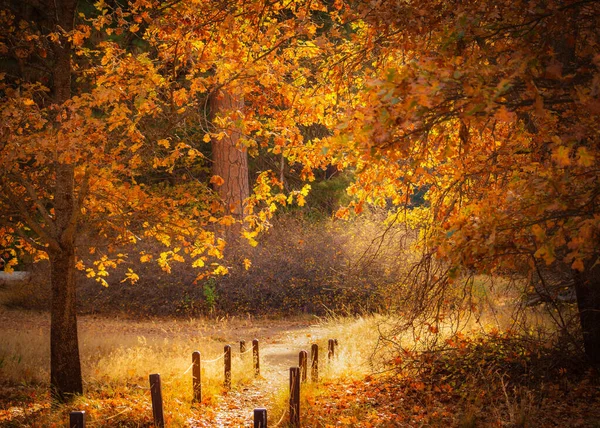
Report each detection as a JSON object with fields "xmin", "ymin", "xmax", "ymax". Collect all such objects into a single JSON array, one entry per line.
[
  {"xmin": 0, "ymin": 308, "xmax": 386, "ymax": 427},
  {"xmin": 0, "ymin": 268, "xmax": 589, "ymax": 427},
  {"xmin": 0, "ymin": 310, "xmax": 289, "ymax": 426}
]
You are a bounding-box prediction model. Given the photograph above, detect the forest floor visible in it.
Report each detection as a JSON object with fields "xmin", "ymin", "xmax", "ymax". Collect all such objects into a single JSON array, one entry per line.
[
  {"xmin": 0, "ymin": 306, "xmax": 373, "ymax": 427},
  {"xmin": 2, "ymin": 306, "xmax": 600, "ymax": 427}
]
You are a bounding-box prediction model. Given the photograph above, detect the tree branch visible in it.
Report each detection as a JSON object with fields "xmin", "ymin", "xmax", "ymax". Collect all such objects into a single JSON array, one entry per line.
[
  {"xmin": 10, "ymin": 174, "xmax": 56, "ymax": 234},
  {"xmin": 2, "ymin": 182, "xmax": 60, "ymax": 252}
]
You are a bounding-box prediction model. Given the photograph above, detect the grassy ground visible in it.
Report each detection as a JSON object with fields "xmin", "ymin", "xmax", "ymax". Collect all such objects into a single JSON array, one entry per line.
[
  {"xmin": 0, "ymin": 308, "xmax": 383, "ymax": 427},
  {"xmin": 1, "ymin": 281, "xmax": 599, "ymax": 427}
]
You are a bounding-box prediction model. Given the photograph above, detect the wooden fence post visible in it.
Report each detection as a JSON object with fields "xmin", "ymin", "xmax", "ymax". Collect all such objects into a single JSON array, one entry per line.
[
  {"xmin": 240, "ymin": 340, "xmax": 246, "ymax": 353},
  {"xmin": 328, "ymin": 339, "xmax": 335, "ymax": 360},
  {"xmin": 149, "ymin": 373, "xmax": 165, "ymax": 428},
  {"xmin": 254, "ymin": 407, "xmax": 267, "ymax": 427},
  {"xmin": 252, "ymin": 339, "xmax": 260, "ymax": 376},
  {"xmin": 289, "ymin": 367, "xmax": 300, "ymax": 427},
  {"xmin": 224, "ymin": 345, "xmax": 232, "ymax": 389},
  {"xmin": 192, "ymin": 351, "xmax": 201, "ymax": 403},
  {"xmin": 310, "ymin": 344, "xmax": 318, "ymax": 382},
  {"xmin": 299, "ymin": 350, "xmax": 308, "ymax": 383},
  {"xmin": 69, "ymin": 411, "xmax": 85, "ymax": 428}
]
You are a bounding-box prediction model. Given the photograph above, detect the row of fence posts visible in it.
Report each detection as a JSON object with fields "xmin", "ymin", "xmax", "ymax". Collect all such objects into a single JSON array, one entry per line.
[{"xmin": 68, "ymin": 338, "xmax": 338, "ymax": 427}]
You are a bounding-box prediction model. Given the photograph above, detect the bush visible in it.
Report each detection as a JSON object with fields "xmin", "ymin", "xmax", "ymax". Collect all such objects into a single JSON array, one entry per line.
[{"xmin": 74, "ymin": 211, "xmax": 412, "ymax": 317}]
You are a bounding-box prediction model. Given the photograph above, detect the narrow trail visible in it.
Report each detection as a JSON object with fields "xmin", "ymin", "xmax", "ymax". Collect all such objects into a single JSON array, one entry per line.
[{"xmin": 190, "ymin": 323, "xmax": 326, "ymax": 427}]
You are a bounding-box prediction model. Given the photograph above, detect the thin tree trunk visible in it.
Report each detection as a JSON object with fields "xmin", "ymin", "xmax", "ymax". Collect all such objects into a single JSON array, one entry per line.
[{"xmin": 210, "ymin": 89, "xmax": 249, "ymax": 218}]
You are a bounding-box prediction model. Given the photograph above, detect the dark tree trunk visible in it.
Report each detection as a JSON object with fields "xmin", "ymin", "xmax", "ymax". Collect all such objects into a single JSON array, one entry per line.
[
  {"xmin": 50, "ymin": 246, "xmax": 82, "ymax": 400},
  {"xmin": 48, "ymin": 0, "xmax": 83, "ymax": 400},
  {"xmin": 210, "ymin": 89, "xmax": 249, "ymax": 218},
  {"xmin": 574, "ymin": 263, "xmax": 600, "ymax": 364}
]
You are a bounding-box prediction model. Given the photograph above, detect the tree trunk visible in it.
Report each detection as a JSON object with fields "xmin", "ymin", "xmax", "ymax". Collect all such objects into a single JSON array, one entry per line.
[
  {"xmin": 210, "ymin": 89, "xmax": 249, "ymax": 218},
  {"xmin": 48, "ymin": 0, "xmax": 83, "ymax": 400},
  {"xmin": 50, "ymin": 245, "xmax": 82, "ymax": 400},
  {"xmin": 574, "ymin": 263, "xmax": 600, "ymax": 364}
]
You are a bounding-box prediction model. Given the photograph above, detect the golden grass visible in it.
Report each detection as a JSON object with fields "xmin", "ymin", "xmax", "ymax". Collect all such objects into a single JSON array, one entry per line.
[
  {"xmin": 0, "ymin": 309, "xmax": 387, "ymax": 427},
  {"xmin": 0, "ymin": 277, "xmax": 574, "ymax": 427}
]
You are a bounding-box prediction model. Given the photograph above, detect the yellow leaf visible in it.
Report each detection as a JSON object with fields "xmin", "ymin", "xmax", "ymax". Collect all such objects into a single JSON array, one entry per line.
[
  {"xmin": 213, "ymin": 265, "xmax": 228, "ymax": 275},
  {"xmin": 121, "ymin": 268, "xmax": 140, "ymax": 284},
  {"xmin": 552, "ymin": 146, "xmax": 571, "ymax": 167},
  {"xmin": 243, "ymin": 258, "xmax": 252, "ymax": 270},
  {"xmin": 203, "ymin": 133, "xmax": 211, "ymax": 143},
  {"xmin": 192, "ymin": 258, "xmax": 205, "ymax": 268},
  {"xmin": 158, "ymin": 139, "xmax": 170, "ymax": 148},
  {"xmin": 577, "ymin": 147, "xmax": 594, "ymax": 167},
  {"xmin": 335, "ymin": 207, "xmax": 349, "ymax": 220},
  {"xmin": 219, "ymin": 216, "xmax": 236, "ymax": 226}
]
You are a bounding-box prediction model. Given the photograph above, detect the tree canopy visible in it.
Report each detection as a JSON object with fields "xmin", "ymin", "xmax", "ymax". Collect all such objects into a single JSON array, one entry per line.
[{"xmin": 1, "ymin": 0, "xmax": 599, "ymax": 398}]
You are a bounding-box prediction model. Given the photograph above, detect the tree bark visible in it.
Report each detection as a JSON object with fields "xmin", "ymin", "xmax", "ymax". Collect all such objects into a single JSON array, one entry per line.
[
  {"xmin": 574, "ymin": 263, "xmax": 600, "ymax": 364},
  {"xmin": 50, "ymin": 245, "xmax": 82, "ymax": 400},
  {"xmin": 48, "ymin": 0, "xmax": 83, "ymax": 400},
  {"xmin": 210, "ymin": 89, "xmax": 249, "ymax": 218}
]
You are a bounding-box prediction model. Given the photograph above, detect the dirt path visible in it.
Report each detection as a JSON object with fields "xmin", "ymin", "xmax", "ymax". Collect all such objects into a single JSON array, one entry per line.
[{"xmin": 191, "ymin": 322, "xmax": 326, "ymax": 427}]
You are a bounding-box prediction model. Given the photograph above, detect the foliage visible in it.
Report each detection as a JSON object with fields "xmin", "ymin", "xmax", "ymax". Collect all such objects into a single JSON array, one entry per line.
[
  {"xmin": 202, "ymin": 277, "xmax": 218, "ymax": 313},
  {"xmin": 65, "ymin": 213, "xmax": 412, "ymax": 317},
  {"xmin": 327, "ymin": 0, "xmax": 600, "ymax": 276},
  {"xmin": 0, "ymin": 0, "xmax": 351, "ymax": 289},
  {"xmin": 305, "ymin": 330, "xmax": 600, "ymax": 427}
]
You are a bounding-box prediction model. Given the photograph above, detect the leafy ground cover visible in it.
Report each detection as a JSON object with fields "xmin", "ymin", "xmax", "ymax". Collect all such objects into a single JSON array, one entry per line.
[
  {"xmin": 1, "ymin": 297, "xmax": 599, "ymax": 427},
  {"xmin": 305, "ymin": 331, "xmax": 600, "ymax": 427}
]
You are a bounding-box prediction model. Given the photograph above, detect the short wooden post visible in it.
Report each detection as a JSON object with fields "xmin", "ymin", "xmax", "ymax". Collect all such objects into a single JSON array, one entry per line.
[
  {"xmin": 252, "ymin": 339, "xmax": 260, "ymax": 376},
  {"xmin": 192, "ymin": 351, "xmax": 201, "ymax": 403},
  {"xmin": 254, "ymin": 407, "xmax": 267, "ymax": 427},
  {"xmin": 310, "ymin": 344, "xmax": 318, "ymax": 382},
  {"xmin": 69, "ymin": 411, "xmax": 85, "ymax": 428},
  {"xmin": 149, "ymin": 373, "xmax": 165, "ymax": 428},
  {"xmin": 328, "ymin": 339, "xmax": 335, "ymax": 360},
  {"xmin": 299, "ymin": 350, "xmax": 308, "ymax": 383},
  {"xmin": 240, "ymin": 340, "xmax": 246, "ymax": 353},
  {"xmin": 289, "ymin": 367, "xmax": 300, "ymax": 427},
  {"xmin": 224, "ymin": 345, "xmax": 232, "ymax": 389}
]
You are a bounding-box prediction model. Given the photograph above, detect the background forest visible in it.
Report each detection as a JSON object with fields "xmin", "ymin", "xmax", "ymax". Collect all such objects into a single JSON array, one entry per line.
[{"xmin": 1, "ymin": 0, "xmax": 599, "ymax": 426}]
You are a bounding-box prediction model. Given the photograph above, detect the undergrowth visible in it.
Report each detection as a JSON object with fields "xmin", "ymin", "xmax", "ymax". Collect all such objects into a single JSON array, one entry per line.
[{"xmin": 304, "ymin": 329, "xmax": 600, "ymax": 427}]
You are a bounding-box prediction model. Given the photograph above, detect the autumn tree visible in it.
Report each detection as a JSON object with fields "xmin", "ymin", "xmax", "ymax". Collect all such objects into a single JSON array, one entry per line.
[
  {"xmin": 325, "ymin": 0, "xmax": 600, "ymax": 361},
  {"xmin": 0, "ymin": 0, "xmax": 348, "ymax": 399}
]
